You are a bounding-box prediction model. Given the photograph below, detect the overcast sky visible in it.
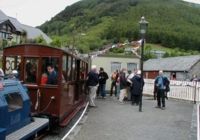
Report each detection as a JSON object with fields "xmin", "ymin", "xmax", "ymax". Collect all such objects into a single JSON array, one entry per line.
[
  {"xmin": 183, "ymin": 0, "xmax": 200, "ymax": 4},
  {"xmin": 0, "ymin": 0, "xmax": 199, "ymax": 27},
  {"xmin": 0, "ymin": 0, "xmax": 81, "ymax": 27}
]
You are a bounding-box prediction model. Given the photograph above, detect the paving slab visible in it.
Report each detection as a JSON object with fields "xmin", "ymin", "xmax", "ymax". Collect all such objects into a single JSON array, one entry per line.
[{"xmin": 73, "ymin": 96, "xmax": 194, "ymax": 140}]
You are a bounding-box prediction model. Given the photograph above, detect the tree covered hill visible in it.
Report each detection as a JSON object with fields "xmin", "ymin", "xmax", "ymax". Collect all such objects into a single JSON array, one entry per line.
[{"xmin": 39, "ymin": 0, "xmax": 200, "ymax": 53}]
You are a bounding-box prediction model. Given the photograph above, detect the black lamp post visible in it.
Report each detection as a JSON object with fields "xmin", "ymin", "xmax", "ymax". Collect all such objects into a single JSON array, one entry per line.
[{"xmin": 139, "ymin": 16, "xmax": 148, "ymax": 112}]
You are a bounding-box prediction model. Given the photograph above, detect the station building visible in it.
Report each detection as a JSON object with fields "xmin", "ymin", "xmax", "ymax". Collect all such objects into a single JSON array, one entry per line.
[{"xmin": 144, "ymin": 55, "xmax": 200, "ymax": 81}]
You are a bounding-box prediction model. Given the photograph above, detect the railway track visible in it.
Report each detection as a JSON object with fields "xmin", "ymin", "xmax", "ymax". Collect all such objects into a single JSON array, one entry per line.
[{"xmin": 42, "ymin": 102, "xmax": 89, "ymax": 140}]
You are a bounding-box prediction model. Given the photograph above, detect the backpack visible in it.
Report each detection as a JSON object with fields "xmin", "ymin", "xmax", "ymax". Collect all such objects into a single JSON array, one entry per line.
[
  {"xmin": 111, "ymin": 73, "xmax": 117, "ymax": 81},
  {"xmin": 165, "ymin": 85, "xmax": 170, "ymax": 92},
  {"xmin": 164, "ymin": 77, "xmax": 170, "ymax": 92}
]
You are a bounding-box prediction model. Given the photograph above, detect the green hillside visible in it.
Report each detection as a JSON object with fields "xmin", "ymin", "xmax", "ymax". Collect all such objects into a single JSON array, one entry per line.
[{"xmin": 39, "ymin": 0, "xmax": 200, "ymax": 53}]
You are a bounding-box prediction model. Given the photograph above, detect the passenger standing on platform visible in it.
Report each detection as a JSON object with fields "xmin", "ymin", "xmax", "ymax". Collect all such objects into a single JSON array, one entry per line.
[
  {"xmin": 87, "ymin": 65, "xmax": 99, "ymax": 107},
  {"xmin": 191, "ymin": 74, "xmax": 199, "ymax": 82},
  {"xmin": 98, "ymin": 67, "xmax": 108, "ymax": 99},
  {"xmin": 116, "ymin": 76, "xmax": 120, "ymax": 98},
  {"xmin": 126, "ymin": 69, "xmax": 136, "ymax": 101},
  {"xmin": 130, "ymin": 70, "xmax": 144, "ymax": 106},
  {"xmin": 154, "ymin": 70, "xmax": 170, "ymax": 110},
  {"xmin": 110, "ymin": 70, "xmax": 119, "ymax": 97},
  {"xmin": 119, "ymin": 68, "xmax": 127, "ymax": 103}
]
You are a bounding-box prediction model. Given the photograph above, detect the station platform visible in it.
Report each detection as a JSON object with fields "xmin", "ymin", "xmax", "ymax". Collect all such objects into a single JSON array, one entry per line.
[{"xmin": 71, "ymin": 96, "xmax": 195, "ymax": 140}]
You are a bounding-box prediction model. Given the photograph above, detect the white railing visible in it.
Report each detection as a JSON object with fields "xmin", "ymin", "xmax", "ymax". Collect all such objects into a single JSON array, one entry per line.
[
  {"xmin": 143, "ymin": 79, "xmax": 200, "ymax": 102},
  {"xmin": 197, "ymin": 104, "xmax": 200, "ymax": 140}
]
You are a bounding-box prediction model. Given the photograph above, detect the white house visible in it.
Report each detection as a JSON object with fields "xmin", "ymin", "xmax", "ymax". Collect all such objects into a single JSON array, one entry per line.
[{"xmin": 92, "ymin": 56, "xmax": 140, "ymax": 90}]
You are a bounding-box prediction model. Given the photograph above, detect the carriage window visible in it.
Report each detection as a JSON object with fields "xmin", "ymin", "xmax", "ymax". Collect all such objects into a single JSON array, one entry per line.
[
  {"xmin": 62, "ymin": 56, "xmax": 67, "ymax": 71},
  {"xmin": 80, "ymin": 61, "xmax": 84, "ymax": 80},
  {"xmin": 62, "ymin": 56, "xmax": 67, "ymax": 83},
  {"xmin": 25, "ymin": 58, "xmax": 38, "ymax": 83},
  {"xmin": 5, "ymin": 56, "xmax": 21, "ymax": 78},
  {"xmin": 84, "ymin": 62, "xmax": 88, "ymax": 79},
  {"xmin": 67, "ymin": 56, "xmax": 72, "ymax": 81},
  {"xmin": 80, "ymin": 61, "xmax": 86, "ymax": 80},
  {"xmin": 41, "ymin": 57, "xmax": 59, "ymax": 85},
  {"xmin": 72, "ymin": 58, "xmax": 76, "ymax": 80}
]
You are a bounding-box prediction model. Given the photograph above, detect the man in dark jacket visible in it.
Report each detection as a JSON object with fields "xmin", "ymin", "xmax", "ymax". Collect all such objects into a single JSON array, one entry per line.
[
  {"xmin": 47, "ymin": 65, "xmax": 57, "ymax": 85},
  {"xmin": 119, "ymin": 68, "xmax": 127, "ymax": 103},
  {"xmin": 154, "ymin": 70, "xmax": 170, "ymax": 110},
  {"xmin": 130, "ymin": 70, "xmax": 144, "ymax": 106},
  {"xmin": 87, "ymin": 65, "xmax": 99, "ymax": 107},
  {"xmin": 98, "ymin": 67, "xmax": 108, "ymax": 98}
]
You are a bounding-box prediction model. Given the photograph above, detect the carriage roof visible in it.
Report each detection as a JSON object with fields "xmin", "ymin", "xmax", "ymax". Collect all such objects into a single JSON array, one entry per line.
[{"xmin": 3, "ymin": 44, "xmax": 87, "ymax": 62}]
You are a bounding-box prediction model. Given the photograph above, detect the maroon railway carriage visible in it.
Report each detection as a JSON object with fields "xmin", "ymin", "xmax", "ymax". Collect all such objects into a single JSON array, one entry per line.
[{"xmin": 2, "ymin": 44, "xmax": 88, "ymax": 126}]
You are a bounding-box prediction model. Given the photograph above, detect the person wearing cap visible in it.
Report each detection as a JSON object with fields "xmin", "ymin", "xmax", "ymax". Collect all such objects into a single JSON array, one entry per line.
[
  {"xmin": 130, "ymin": 70, "xmax": 144, "ymax": 106},
  {"xmin": 86, "ymin": 65, "xmax": 99, "ymax": 107},
  {"xmin": 154, "ymin": 70, "xmax": 170, "ymax": 110},
  {"xmin": 98, "ymin": 67, "xmax": 108, "ymax": 99},
  {"xmin": 11, "ymin": 70, "xmax": 19, "ymax": 79}
]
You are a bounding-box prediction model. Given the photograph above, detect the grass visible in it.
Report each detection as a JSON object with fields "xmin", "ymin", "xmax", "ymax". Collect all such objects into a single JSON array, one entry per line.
[
  {"xmin": 104, "ymin": 43, "xmax": 200, "ymax": 58},
  {"xmin": 145, "ymin": 43, "xmax": 200, "ymax": 56}
]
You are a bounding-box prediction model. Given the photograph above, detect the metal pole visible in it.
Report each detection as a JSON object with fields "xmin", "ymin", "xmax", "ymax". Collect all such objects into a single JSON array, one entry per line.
[
  {"xmin": 194, "ymin": 81, "xmax": 197, "ymax": 104},
  {"xmin": 139, "ymin": 38, "xmax": 144, "ymax": 112}
]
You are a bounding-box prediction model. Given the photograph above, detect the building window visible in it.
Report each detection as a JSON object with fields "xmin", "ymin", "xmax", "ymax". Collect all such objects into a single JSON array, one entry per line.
[
  {"xmin": 111, "ymin": 62, "xmax": 121, "ymax": 72},
  {"xmin": 2, "ymin": 25, "xmax": 6, "ymax": 30},
  {"xmin": 0, "ymin": 32, "xmax": 3, "ymax": 39},
  {"xmin": 127, "ymin": 63, "xmax": 137, "ymax": 72},
  {"xmin": 2, "ymin": 32, "xmax": 7, "ymax": 39},
  {"xmin": 7, "ymin": 26, "xmax": 11, "ymax": 32}
]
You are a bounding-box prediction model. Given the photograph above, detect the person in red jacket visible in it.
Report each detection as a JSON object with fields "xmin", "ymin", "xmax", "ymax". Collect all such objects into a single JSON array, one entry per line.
[{"xmin": 41, "ymin": 73, "xmax": 48, "ymax": 85}]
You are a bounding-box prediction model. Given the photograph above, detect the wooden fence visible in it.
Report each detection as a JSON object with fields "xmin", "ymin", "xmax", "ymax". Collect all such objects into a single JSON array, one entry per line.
[{"xmin": 143, "ymin": 79, "xmax": 200, "ymax": 102}]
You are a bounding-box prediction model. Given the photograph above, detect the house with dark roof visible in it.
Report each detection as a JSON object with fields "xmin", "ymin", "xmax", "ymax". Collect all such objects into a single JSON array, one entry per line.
[
  {"xmin": 0, "ymin": 10, "xmax": 51, "ymax": 47},
  {"xmin": 0, "ymin": 19, "xmax": 17, "ymax": 39},
  {"xmin": 144, "ymin": 55, "xmax": 200, "ymax": 80},
  {"xmin": 0, "ymin": 10, "xmax": 19, "ymax": 43}
]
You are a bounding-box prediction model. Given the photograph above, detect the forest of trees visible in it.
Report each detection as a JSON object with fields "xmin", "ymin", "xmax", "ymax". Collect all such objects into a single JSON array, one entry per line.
[{"xmin": 39, "ymin": 0, "xmax": 200, "ymax": 53}]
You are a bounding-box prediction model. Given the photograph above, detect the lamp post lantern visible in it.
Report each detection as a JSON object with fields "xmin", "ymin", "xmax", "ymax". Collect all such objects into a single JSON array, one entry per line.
[{"xmin": 139, "ymin": 16, "xmax": 148, "ymax": 112}]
